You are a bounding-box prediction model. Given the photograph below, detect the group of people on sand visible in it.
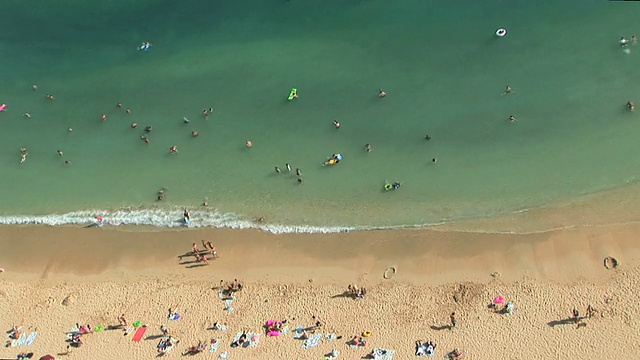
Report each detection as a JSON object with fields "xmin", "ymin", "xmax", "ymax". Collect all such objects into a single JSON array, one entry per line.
[{"xmin": 346, "ymin": 284, "xmax": 367, "ymax": 299}]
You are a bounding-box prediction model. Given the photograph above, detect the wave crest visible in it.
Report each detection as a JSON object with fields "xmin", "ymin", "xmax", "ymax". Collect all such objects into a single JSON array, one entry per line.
[{"xmin": 0, "ymin": 208, "xmax": 360, "ymax": 234}]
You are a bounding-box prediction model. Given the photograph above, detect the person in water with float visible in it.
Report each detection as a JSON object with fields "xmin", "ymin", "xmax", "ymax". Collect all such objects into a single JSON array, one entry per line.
[
  {"xmin": 323, "ymin": 153, "xmax": 343, "ymax": 166},
  {"xmin": 384, "ymin": 181, "xmax": 402, "ymax": 191}
]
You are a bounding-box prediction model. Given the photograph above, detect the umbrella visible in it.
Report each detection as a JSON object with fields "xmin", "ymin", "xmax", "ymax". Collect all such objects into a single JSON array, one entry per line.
[
  {"xmin": 40, "ymin": 356, "xmax": 55, "ymax": 360},
  {"xmin": 493, "ymin": 295, "xmax": 506, "ymax": 305}
]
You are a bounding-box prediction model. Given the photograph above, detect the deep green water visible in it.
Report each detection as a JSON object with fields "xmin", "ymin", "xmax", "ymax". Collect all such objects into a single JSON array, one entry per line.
[{"xmin": 0, "ymin": 0, "xmax": 639, "ymax": 231}]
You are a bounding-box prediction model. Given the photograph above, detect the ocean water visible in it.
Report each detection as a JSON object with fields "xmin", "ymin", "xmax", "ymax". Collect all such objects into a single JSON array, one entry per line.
[{"xmin": 1, "ymin": 0, "xmax": 639, "ymax": 232}]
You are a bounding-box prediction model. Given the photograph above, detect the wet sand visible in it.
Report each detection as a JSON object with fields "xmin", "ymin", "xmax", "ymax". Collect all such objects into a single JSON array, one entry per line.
[{"xmin": 0, "ymin": 223, "xmax": 638, "ymax": 359}]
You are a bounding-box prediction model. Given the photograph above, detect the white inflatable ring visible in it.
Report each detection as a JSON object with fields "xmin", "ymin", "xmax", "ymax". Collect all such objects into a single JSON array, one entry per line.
[{"xmin": 496, "ymin": 28, "xmax": 507, "ymax": 37}]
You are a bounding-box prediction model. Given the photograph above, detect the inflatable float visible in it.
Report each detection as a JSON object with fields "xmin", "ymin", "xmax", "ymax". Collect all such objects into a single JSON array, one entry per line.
[
  {"xmin": 384, "ymin": 181, "xmax": 401, "ymax": 191},
  {"xmin": 323, "ymin": 153, "xmax": 343, "ymax": 166},
  {"xmin": 0, "ymin": 104, "xmax": 6, "ymax": 112},
  {"xmin": 288, "ymin": 88, "xmax": 298, "ymax": 101},
  {"xmin": 496, "ymin": 28, "xmax": 507, "ymax": 37}
]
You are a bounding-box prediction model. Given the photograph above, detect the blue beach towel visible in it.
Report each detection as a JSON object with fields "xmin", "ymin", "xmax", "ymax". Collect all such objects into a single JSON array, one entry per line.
[
  {"xmin": 16, "ymin": 332, "xmax": 27, "ymax": 346},
  {"xmin": 302, "ymin": 333, "xmax": 323, "ymax": 349},
  {"xmin": 25, "ymin": 331, "xmax": 38, "ymax": 346}
]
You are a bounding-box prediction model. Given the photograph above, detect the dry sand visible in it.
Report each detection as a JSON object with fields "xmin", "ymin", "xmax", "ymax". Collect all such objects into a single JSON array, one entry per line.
[{"xmin": 0, "ymin": 222, "xmax": 638, "ymax": 359}]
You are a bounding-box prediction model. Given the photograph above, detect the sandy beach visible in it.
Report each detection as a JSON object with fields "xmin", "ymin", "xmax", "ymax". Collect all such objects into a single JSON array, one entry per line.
[{"xmin": 0, "ymin": 222, "xmax": 638, "ymax": 360}]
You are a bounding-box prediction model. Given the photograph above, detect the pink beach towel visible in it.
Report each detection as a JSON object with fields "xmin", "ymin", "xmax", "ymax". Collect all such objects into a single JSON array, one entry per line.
[{"xmin": 132, "ymin": 326, "xmax": 147, "ymax": 342}]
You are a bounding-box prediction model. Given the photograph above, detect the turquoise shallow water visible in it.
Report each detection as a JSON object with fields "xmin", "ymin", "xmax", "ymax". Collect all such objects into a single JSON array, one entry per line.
[{"xmin": 1, "ymin": 0, "xmax": 640, "ymax": 232}]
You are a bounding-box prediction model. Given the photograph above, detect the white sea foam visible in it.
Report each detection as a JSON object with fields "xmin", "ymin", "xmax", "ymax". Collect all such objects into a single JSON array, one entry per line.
[{"xmin": 0, "ymin": 208, "xmax": 365, "ymax": 234}]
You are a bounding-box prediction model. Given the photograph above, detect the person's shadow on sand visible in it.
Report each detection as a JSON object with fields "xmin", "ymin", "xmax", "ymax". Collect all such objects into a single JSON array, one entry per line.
[
  {"xmin": 430, "ymin": 325, "xmax": 452, "ymax": 331},
  {"xmin": 547, "ymin": 317, "xmax": 582, "ymax": 327}
]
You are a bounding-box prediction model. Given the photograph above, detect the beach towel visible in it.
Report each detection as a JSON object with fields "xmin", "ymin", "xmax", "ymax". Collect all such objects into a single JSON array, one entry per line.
[
  {"xmin": 371, "ymin": 348, "xmax": 395, "ymax": 360},
  {"xmin": 168, "ymin": 313, "xmax": 181, "ymax": 321},
  {"xmin": 12, "ymin": 333, "xmax": 26, "ymax": 347},
  {"xmin": 302, "ymin": 333, "xmax": 323, "ymax": 349},
  {"xmin": 249, "ymin": 333, "xmax": 261, "ymax": 347},
  {"xmin": 132, "ymin": 326, "xmax": 147, "ymax": 342},
  {"xmin": 224, "ymin": 299, "xmax": 234, "ymax": 312},
  {"xmin": 25, "ymin": 331, "xmax": 38, "ymax": 346},
  {"xmin": 210, "ymin": 339, "xmax": 221, "ymax": 353},
  {"xmin": 219, "ymin": 351, "xmax": 229, "ymax": 359},
  {"xmin": 325, "ymin": 333, "xmax": 336, "ymax": 341}
]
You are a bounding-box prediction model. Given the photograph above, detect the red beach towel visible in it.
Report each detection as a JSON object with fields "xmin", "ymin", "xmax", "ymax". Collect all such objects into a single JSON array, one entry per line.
[{"xmin": 132, "ymin": 326, "xmax": 147, "ymax": 342}]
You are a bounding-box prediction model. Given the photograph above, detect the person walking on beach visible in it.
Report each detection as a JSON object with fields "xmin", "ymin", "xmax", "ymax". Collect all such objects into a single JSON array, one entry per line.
[
  {"xmin": 118, "ymin": 314, "xmax": 127, "ymax": 328},
  {"xmin": 450, "ymin": 312, "xmax": 457, "ymax": 329},
  {"xmin": 192, "ymin": 242, "xmax": 199, "ymax": 255}
]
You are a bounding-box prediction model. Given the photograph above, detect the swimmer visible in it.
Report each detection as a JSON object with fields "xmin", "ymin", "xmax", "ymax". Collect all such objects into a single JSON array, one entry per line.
[
  {"xmin": 144, "ymin": 125, "xmax": 152, "ymax": 133},
  {"xmin": 333, "ymin": 120, "xmax": 341, "ymax": 129},
  {"xmin": 202, "ymin": 197, "xmax": 209, "ymax": 206},
  {"xmin": 502, "ymin": 85, "xmax": 513, "ymax": 95},
  {"xmin": 192, "ymin": 130, "xmax": 199, "ymax": 137},
  {"xmin": 45, "ymin": 94, "xmax": 55, "ymax": 100},
  {"xmin": 183, "ymin": 117, "xmax": 190, "ymax": 124},
  {"xmin": 365, "ymin": 143, "xmax": 372, "ymax": 152},
  {"xmin": 275, "ymin": 166, "xmax": 281, "ymax": 173},
  {"xmin": 425, "ymin": 134, "xmax": 432, "ymax": 140},
  {"xmin": 116, "ymin": 102, "xmax": 123, "ymax": 108},
  {"xmin": 64, "ymin": 160, "xmax": 72, "ymax": 166},
  {"xmin": 125, "ymin": 108, "xmax": 131, "ymax": 114},
  {"xmin": 20, "ymin": 148, "xmax": 27, "ymax": 155},
  {"xmin": 202, "ymin": 109, "xmax": 209, "ymax": 118},
  {"xmin": 296, "ymin": 168, "xmax": 301, "ymax": 176},
  {"xmin": 131, "ymin": 122, "xmax": 138, "ymax": 128},
  {"xmin": 508, "ymin": 115, "xmax": 517, "ymax": 123},
  {"xmin": 286, "ymin": 163, "xmax": 292, "ymax": 172},
  {"xmin": 157, "ymin": 187, "xmax": 167, "ymax": 201},
  {"xmin": 246, "ymin": 140, "xmax": 253, "ymax": 148},
  {"xmin": 633, "ymin": 36, "xmax": 638, "ymax": 45},
  {"xmin": 432, "ymin": 158, "xmax": 437, "ymax": 163},
  {"xmin": 292, "ymin": 92, "xmax": 299, "ymax": 99},
  {"xmin": 297, "ymin": 177, "xmax": 303, "ymax": 184},
  {"xmin": 169, "ymin": 145, "xmax": 178, "ymax": 154},
  {"xmin": 57, "ymin": 150, "xmax": 63, "ymax": 156},
  {"xmin": 379, "ymin": 89, "xmax": 387, "ymax": 98},
  {"xmin": 627, "ymin": 101, "xmax": 636, "ymax": 111},
  {"xmin": 67, "ymin": 127, "xmax": 73, "ymax": 132},
  {"xmin": 140, "ymin": 135, "xmax": 150, "ymax": 143},
  {"xmin": 32, "ymin": 84, "xmax": 38, "ymax": 91},
  {"xmin": 620, "ymin": 37, "xmax": 630, "ymax": 47},
  {"xmin": 23, "ymin": 112, "xmax": 31, "ymax": 118},
  {"xmin": 101, "ymin": 114, "xmax": 107, "ymax": 121},
  {"xmin": 20, "ymin": 153, "xmax": 27, "ymax": 164}
]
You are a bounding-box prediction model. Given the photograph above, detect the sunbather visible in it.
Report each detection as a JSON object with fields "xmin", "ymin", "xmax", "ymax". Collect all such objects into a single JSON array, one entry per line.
[
  {"xmin": 71, "ymin": 334, "xmax": 83, "ymax": 347},
  {"xmin": 10, "ymin": 325, "xmax": 22, "ymax": 339},
  {"xmin": 160, "ymin": 324, "xmax": 169, "ymax": 336},
  {"xmin": 349, "ymin": 336, "xmax": 366, "ymax": 346},
  {"xmin": 16, "ymin": 352, "xmax": 33, "ymax": 360},
  {"xmin": 231, "ymin": 332, "xmax": 247, "ymax": 347},
  {"xmin": 448, "ymin": 348, "xmax": 465, "ymax": 360},
  {"xmin": 182, "ymin": 341, "xmax": 204, "ymax": 355},
  {"xmin": 157, "ymin": 339, "xmax": 167, "ymax": 352}
]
